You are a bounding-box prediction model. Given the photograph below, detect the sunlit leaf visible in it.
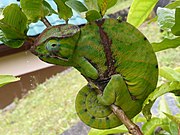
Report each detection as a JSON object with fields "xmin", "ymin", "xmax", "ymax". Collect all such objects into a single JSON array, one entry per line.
[
  {"xmin": 21, "ymin": 0, "xmax": 53, "ymax": 22},
  {"xmin": 0, "ymin": 4, "xmax": 27, "ymax": 39},
  {"xmin": 152, "ymin": 37, "xmax": 180, "ymax": 52},
  {"xmin": 163, "ymin": 113, "xmax": 180, "ymax": 124},
  {"xmin": 0, "ymin": 75, "xmax": 20, "ymax": 87},
  {"xmin": 86, "ymin": 10, "xmax": 102, "ymax": 22},
  {"xmin": 54, "ymin": 0, "xmax": 73, "ymax": 21},
  {"xmin": 142, "ymin": 117, "xmax": 170, "ymax": 135},
  {"xmin": 84, "ymin": 0, "xmax": 99, "ymax": 11},
  {"xmin": 65, "ymin": 0, "xmax": 88, "ymax": 13},
  {"xmin": 97, "ymin": 0, "xmax": 117, "ymax": 16},
  {"xmin": 142, "ymin": 81, "xmax": 180, "ymax": 120},
  {"xmin": 88, "ymin": 125, "xmax": 128, "ymax": 135},
  {"xmin": 127, "ymin": 0, "xmax": 158, "ymax": 27},
  {"xmin": 159, "ymin": 67, "xmax": 180, "ymax": 81},
  {"xmin": 165, "ymin": 0, "xmax": 180, "ymax": 9},
  {"xmin": 0, "ymin": 4, "xmax": 27, "ymax": 47},
  {"xmin": 157, "ymin": 7, "xmax": 175, "ymax": 31},
  {"xmin": 171, "ymin": 8, "xmax": 180, "ymax": 36},
  {"xmin": 158, "ymin": 95, "xmax": 172, "ymax": 118}
]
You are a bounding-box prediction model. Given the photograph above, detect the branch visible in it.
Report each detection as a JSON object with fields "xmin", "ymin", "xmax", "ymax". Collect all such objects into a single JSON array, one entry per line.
[
  {"xmin": 111, "ymin": 104, "xmax": 143, "ymax": 135},
  {"xmin": 41, "ymin": 17, "xmax": 51, "ymax": 27}
]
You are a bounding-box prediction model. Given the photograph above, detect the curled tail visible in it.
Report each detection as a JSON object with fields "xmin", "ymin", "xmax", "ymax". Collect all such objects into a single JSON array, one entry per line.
[{"xmin": 75, "ymin": 85, "xmax": 122, "ymax": 129}]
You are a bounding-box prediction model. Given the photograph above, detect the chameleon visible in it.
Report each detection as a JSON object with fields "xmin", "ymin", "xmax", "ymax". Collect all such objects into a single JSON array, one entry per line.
[{"xmin": 31, "ymin": 18, "xmax": 158, "ymax": 129}]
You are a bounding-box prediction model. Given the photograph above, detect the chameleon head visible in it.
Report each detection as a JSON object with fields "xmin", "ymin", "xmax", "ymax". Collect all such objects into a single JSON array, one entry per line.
[{"xmin": 31, "ymin": 24, "xmax": 80, "ymax": 65}]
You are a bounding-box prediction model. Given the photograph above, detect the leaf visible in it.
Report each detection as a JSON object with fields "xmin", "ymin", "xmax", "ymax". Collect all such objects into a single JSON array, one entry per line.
[
  {"xmin": 169, "ymin": 121, "xmax": 179, "ymax": 135},
  {"xmin": 127, "ymin": 0, "xmax": 158, "ymax": 27},
  {"xmin": 84, "ymin": 0, "xmax": 99, "ymax": 11},
  {"xmin": 0, "ymin": 75, "xmax": 20, "ymax": 87},
  {"xmin": 65, "ymin": 0, "xmax": 88, "ymax": 13},
  {"xmin": 43, "ymin": 1, "xmax": 57, "ymax": 15},
  {"xmin": 171, "ymin": 8, "xmax": 180, "ymax": 36},
  {"xmin": 97, "ymin": 0, "xmax": 118, "ymax": 16},
  {"xmin": 142, "ymin": 117, "xmax": 164, "ymax": 135},
  {"xmin": 152, "ymin": 37, "xmax": 180, "ymax": 52},
  {"xmin": 158, "ymin": 95, "xmax": 172, "ymax": 118},
  {"xmin": 163, "ymin": 113, "xmax": 180, "ymax": 124},
  {"xmin": 165, "ymin": 0, "xmax": 180, "ymax": 9},
  {"xmin": 88, "ymin": 125, "xmax": 128, "ymax": 135},
  {"xmin": 54, "ymin": 0, "xmax": 73, "ymax": 21},
  {"xmin": 0, "ymin": 4, "xmax": 27, "ymax": 39},
  {"xmin": 157, "ymin": 7, "xmax": 175, "ymax": 31},
  {"xmin": 85, "ymin": 10, "xmax": 102, "ymax": 22},
  {"xmin": 142, "ymin": 81, "xmax": 180, "ymax": 120},
  {"xmin": 0, "ymin": 37, "xmax": 24, "ymax": 48},
  {"xmin": 21, "ymin": 0, "xmax": 53, "ymax": 22},
  {"xmin": 159, "ymin": 67, "xmax": 180, "ymax": 81}
]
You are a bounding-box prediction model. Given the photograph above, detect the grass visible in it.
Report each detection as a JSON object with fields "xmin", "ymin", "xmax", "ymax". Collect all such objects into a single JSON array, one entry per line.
[
  {"xmin": 0, "ymin": 69, "xmax": 87, "ymax": 134},
  {"xmin": 0, "ymin": 22, "xmax": 179, "ymax": 135}
]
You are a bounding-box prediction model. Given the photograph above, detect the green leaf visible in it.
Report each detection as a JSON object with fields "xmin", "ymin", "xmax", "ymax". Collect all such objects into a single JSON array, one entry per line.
[
  {"xmin": 157, "ymin": 7, "xmax": 175, "ymax": 31},
  {"xmin": 127, "ymin": 0, "xmax": 158, "ymax": 27},
  {"xmin": 65, "ymin": 0, "xmax": 88, "ymax": 13},
  {"xmin": 54, "ymin": 0, "xmax": 73, "ymax": 21},
  {"xmin": 169, "ymin": 121, "xmax": 179, "ymax": 135},
  {"xmin": 165, "ymin": 0, "xmax": 180, "ymax": 9},
  {"xmin": 84, "ymin": 0, "xmax": 99, "ymax": 11},
  {"xmin": 163, "ymin": 113, "xmax": 180, "ymax": 124},
  {"xmin": 85, "ymin": 10, "xmax": 102, "ymax": 22},
  {"xmin": 158, "ymin": 95, "xmax": 172, "ymax": 118},
  {"xmin": 0, "ymin": 37, "xmax": 24, "ymax": 48},
  {"xmin": 142, "ymin": 81, "xmax": 180, "ymax": 120},
  {"xmin": 21, "ymin": 0, "xmax": 53, "ymax": 22},
  {"xmin": 43, "ymin": 1, "xmax": 57, "ymax": 15},
  {"xmin": 0, "ymin": 4, "xmax": 27, "ymax": 39},
  {"xmin": 0, "ymin": 75, "xmax": 20, "ymax": 87},
  {"xmin": 88, "ymin": 125, "xmax": 128, "ymax": 135},
  {"xmin": 171, "ymin": 8, "xmax": 180, "ymax": 36},
  {"xmin": 152, "ymin": 37, "xmax": 180, "ymax": 52},
  {"xmin": 159, "ymin": 67, "xmax": 180, "ymax": 81},
  {"xmin": 97, "ymin": 0, "xmax": 118, "ymax": 16},
  {"xmin": 142, "ymin": 117, "xmax": 164, "ymax": 135}
]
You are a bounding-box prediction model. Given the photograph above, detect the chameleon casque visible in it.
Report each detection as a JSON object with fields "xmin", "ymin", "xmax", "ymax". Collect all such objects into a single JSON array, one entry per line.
[{"xmin": 31, "ymin": 18, "xmax": 158, "ymax": 129}]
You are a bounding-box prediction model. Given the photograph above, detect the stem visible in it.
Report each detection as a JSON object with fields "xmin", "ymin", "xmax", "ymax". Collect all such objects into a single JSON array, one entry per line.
[
  {"xmin": 111, "ymin": 104, "xmax": 143, "ymax": 135},
  {"xmin": 178, "ymin": 124, "xmax": 180, "ymax": 135},
  {"xmin": 41, "ymin": 17, "xmax": 51, "ymax": 27}
]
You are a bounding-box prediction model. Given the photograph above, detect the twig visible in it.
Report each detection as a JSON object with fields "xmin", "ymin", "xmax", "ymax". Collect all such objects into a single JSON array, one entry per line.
[
  {"xmin": 41, "ymin": 17, "xmax": 51, "ymax": 27},
  {"xmin": 178, "ymin": 124, "xmax": 180, "ymax": 135},
  {"xmin": 111, "ymin": 104, "xmax": 143, "ymax": 135}
]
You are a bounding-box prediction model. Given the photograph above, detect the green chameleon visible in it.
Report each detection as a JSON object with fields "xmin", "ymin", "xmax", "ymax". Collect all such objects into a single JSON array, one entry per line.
[{"xmin": 31, "ymin": 18, "xmax": 158, "ymax": 129}]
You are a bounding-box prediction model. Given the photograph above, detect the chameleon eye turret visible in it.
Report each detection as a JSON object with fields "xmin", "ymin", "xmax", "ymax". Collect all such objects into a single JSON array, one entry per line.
[
  {"xmin": 32, "ymin": 19, "xmax": 158, "ymax": 129},
  {"xmin": 45, "ymin": 39, "xmax": 60, "ymax": 54}
]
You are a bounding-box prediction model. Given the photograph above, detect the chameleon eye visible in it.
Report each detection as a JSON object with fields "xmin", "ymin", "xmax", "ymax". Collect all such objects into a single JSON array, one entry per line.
[{"xmin": 45, "ymin": 40, "xmax": 60, "ymax": 54}]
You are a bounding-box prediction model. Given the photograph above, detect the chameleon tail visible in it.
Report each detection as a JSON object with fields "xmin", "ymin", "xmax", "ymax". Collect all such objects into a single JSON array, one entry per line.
[{"xmin": 75, "ymin": 85, "xmax": 122, "ymax": 129}]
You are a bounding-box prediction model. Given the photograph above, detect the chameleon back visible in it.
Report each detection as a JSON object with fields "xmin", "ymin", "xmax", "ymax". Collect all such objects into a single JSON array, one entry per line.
[{"xmin": 75, "ymin": 19, "xmax": 158, "ymax": 129}]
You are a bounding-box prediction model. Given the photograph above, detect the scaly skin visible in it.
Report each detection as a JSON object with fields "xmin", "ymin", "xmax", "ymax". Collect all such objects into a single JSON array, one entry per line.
[{"xmin": 31, "ymin": 18, "xmax": 158, "ymax": 129}]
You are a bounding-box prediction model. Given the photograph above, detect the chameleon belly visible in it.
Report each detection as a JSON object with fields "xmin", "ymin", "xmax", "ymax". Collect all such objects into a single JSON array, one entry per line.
[{"xmin": 75, "ymin": 19, "xmax": 158, "ymax": 129}]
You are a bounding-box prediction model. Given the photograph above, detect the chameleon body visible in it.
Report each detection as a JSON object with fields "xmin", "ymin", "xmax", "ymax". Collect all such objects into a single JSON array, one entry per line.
[{"xmin": 32, "ymin": 19, "xmax": 158, "ymax": 129}]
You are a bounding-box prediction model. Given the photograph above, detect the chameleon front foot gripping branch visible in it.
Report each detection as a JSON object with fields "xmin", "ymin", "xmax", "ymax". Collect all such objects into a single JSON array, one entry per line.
[{"xmin": 111, "ymin": 104, "xmax": 143, "ymax": 135}]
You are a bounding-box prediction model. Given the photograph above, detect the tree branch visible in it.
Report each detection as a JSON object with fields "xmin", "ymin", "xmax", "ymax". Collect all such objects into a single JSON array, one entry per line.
[
  {"xmin": 41, "ymin": 17, "xmax": 51, "ymax": 27},
  {"xmin": 111, "ymin": 104, "xmax": 143, "ymax": 135}
]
